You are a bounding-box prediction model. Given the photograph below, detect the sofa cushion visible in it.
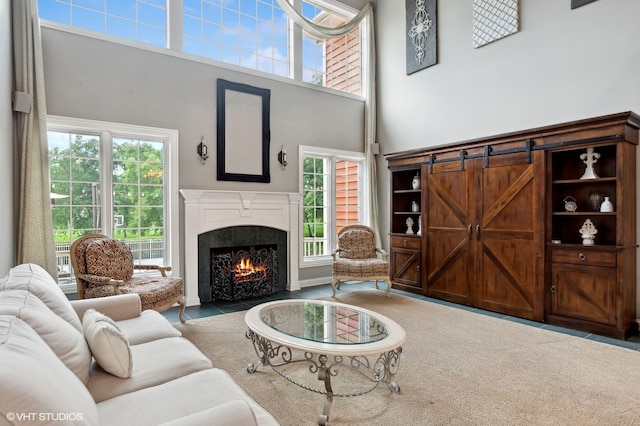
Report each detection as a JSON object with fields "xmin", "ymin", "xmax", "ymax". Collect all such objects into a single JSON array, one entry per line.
[
  {"xmin": 157, "ymin": 400, "xmax": 258, "ymax": 426},
  {"xmin": 0, "ymin": 263, "xmax": 82, "ymax": 332},
  {"xmin": 116, "ymin": 309, "xmax": 181, "ymax": 345},
  {"xmin": 85, "ymin": 239, "xmax": 134, "ymax": 281},
  {"xmin": 0, "ymin": 290, "xmax": 91, "ymax": 384},
  {"xmin": 83, "ymin": 309, "xmax": 133, "ymax": 379},
  {"xmin": 96, "ymin": 369, "xmax": 278, "ymax": 426},
  {"xmin": 0, "ymin": 315, "xmax": 99, "ymax": 425},
  {"xmin": 87, "ymin": 336, "xmax": 213, "ymax": 402}
]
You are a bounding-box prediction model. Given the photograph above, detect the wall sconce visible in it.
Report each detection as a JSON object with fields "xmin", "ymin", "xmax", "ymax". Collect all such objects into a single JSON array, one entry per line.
[
  {"xmin": 277, "ymin": 145, "xmax": 287, "ymax": 169},
  {"xmin": 197, "ymin": 136, "xmax": 209, "ymax": 163}
]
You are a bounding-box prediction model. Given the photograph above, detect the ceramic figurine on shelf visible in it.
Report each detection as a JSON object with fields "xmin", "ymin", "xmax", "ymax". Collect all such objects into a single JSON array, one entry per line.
[
  {"xmin": 600, "ymin": 196, "xmax": 614, "ymax": 212},
  {"xmin": 406, "ymin": 217, "xmax": 414, "ymax": 234},
  {"xmin": 411, "ymin": 201, "xmax": 419, "ymax": 212},
  {"xmin": 579, "ymin": 219, "xmax": 597, "ymax": 246},
  {"xmin": 417, "ymin": 215, "xmax": 422, "ymax": 236},
  {"xmin": 580, "ymin": 147, "xmax": 600, "ymax": 180}
]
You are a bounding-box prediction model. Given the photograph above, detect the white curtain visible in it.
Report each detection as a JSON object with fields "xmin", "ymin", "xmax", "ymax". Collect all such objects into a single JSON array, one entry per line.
[
  {"xmin": 12, "ymin": 0, "xmax": 58, "ymax": 278},
  {"xmin": 275, "ymin": 1, "xmax": 381, "ymax": 246}
]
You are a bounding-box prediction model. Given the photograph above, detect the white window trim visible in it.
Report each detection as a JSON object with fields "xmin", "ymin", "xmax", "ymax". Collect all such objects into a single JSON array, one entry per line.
[
  {"xmin": 298, "ymin": 145, "xmax": 365, "ymax": 269},
  {"xmin": 47, "ymin": 115, "xmax": 181, "ymax": 281}
]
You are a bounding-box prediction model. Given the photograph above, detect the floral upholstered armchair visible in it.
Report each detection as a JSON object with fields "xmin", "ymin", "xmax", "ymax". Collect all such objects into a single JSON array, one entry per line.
[
  {"xmin": 331, "ymin": 225, "xmax": 392, "ymax": 298},
  {"xmin": 70, "ymin": 234, "xmax": 186, "ymax": 322}
]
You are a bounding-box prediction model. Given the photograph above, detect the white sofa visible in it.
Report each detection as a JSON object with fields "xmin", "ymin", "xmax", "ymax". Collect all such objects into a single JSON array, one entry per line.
[{"xmin": 0, "ymin": 263, "xmax": 279, "ymax": 426}]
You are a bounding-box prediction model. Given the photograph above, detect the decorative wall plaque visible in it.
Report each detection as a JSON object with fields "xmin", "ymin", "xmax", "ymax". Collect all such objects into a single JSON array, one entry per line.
[
  {"xmin": 473, "ymin": 0, "xmax": 519, "ymax": 49},
  {"xmin": 571, "ymin": 0, "xmax": 599, "ymax": 9},
  {"xmin": 406, "ymin": 0, "xmax": 437, "ymax": 75}
]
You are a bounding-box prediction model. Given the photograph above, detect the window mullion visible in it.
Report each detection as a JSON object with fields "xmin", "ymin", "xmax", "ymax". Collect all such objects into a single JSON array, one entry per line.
[
  {"xmin": 102, "ymin": 131, "xmax": 114, "ymax": 237},
  {"xmin": 167, "ymin": 0, "xmax": 183, "ymax": 51},
  {"xmin": 290, "ymin": 0, "xmax": 303, "ymax": 80}
]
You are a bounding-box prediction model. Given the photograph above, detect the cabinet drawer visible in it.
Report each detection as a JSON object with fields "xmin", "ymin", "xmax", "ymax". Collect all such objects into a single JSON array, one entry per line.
[
  {"xmin": 551, "ymin": 248, "xmax": 616, "ymax": 268},
  {"xmin": 391, "ymin": 236, "xmax": 421, "ymax": 249}
]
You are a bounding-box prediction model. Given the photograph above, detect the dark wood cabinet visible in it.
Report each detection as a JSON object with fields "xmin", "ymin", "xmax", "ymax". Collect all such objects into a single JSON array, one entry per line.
[{"xmin": 387, "ymin": 112, "xmax": 639, "ymax": 339}]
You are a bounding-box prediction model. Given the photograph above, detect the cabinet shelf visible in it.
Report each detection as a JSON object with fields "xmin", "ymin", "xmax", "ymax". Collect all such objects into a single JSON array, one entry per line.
[
  {"xmin": 552, "ymin": 177, "xmax": 616, "ymax": 185},
  {"xmin": 552, "ymin": 212, "xmax": 616, "ymax": 216},
  {"xmin": 394, "ymin": 211, "xmax": 421, "ymax": 215},
  {"xmin": 393, "ymin": 189, "xmax": 421, "ymax": 194}
]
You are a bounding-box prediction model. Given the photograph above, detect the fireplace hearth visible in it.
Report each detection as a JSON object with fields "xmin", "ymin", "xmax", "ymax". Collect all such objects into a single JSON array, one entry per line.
[{"xmin": 211, "ymin": 245, "xmax": 278, "ymax": 301}]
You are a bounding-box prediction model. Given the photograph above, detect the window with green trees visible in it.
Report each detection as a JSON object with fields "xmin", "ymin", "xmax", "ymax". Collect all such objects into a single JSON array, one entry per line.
[
  {"xmin": 301, "ymin": 147, "xmax": 363, "ymax": 264},
  {"xmin": 47, "ymin": 117, "xmax": 179, "ymax": 290}
]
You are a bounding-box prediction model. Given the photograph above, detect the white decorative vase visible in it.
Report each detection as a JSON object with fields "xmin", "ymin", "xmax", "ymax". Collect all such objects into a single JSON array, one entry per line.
[
  {"xmin": 412, "ymin": 173, "xmax": 421, "ymax": 190},
  {"xmin": 600, "ymin": 197, "xmax": 614, "ymax": 212},
  {"xmin": 411, "ymin": 201, "xmax": 419, "ymax": 212}
]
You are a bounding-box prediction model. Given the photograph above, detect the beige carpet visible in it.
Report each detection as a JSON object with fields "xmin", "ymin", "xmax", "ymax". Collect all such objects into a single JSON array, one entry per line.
[{"xmin": 174, "ymin": 290, "xmax": 640, "ymax": 425}]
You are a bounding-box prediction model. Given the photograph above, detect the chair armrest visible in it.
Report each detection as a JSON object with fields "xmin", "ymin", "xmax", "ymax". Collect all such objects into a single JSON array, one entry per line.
[
  {"xmin": 77, "ymin": 273, "xmax": 123, "ymax": 286},
  {"xmin": 71, "ymin": 293, "xmax": 142, "ymax": 321},
  {"xmin": 134, "ymin": 264, "xmax": 172, "ymax": 277},
  {"xmin": 332, "ymin": 248, "xmax": 341, "ymax": 261},
  {"xmin": 376, "ymin": 248, "xmax": 389, "ymax": 261}
]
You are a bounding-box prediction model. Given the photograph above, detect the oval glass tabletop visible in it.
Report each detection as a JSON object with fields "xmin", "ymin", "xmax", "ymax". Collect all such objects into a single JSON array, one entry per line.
[{"xmin": 259, "ymin": 300, "xmax": 389, "ymax": 345}]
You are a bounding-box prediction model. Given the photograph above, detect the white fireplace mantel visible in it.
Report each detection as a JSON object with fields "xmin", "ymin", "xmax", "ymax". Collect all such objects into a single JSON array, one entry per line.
[{"xmin": 180, "ymin": 189, "xmax": 301, "ymax": 306}]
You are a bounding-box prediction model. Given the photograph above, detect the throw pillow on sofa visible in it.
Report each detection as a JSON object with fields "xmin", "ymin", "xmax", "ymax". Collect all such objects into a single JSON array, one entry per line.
[
  {"xmin": 83, "ymin": 309, "xmax": 133, "ymax": 379},
  {"xmin": 0, "ymin": 289, "xmax": 92, "ymax": 384}
]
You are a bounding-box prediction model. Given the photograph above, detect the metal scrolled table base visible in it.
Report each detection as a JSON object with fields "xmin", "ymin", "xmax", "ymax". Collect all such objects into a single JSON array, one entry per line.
[{"xmin": 246, "ymin": 329, "xmax": 402, "ymax": 425}]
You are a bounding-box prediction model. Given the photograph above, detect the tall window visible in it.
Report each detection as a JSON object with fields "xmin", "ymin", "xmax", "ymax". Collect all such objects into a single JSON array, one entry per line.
[
  {"xmin": 37, "ymin": 0, "xmax": 363, "ymax": 95},
  {"xmin": 47, "ymin": 116, "xmax": 179, "ymax": 291},
  {"xmin": 301, "ymin": 1, "xmax": 361, "ymax": 95},
  {"xmin": 301, "ymin": 146, "xmax": 364, "ymax": 265}
]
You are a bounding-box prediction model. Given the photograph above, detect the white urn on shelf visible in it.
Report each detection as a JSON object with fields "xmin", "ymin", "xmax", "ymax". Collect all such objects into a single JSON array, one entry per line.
[
  {"xmin": 579, "ymin": 219, "xmax": 598, "ymax": 246},
  {"xmin": 412, "ymin": 173, "xmax": 421, "ymax": 190}
]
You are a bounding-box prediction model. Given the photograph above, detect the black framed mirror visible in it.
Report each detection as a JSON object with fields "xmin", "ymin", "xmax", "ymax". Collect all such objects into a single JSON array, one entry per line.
[{"xmin": 217, "ymin": 79, "xmax": 271, "ymax": 183}]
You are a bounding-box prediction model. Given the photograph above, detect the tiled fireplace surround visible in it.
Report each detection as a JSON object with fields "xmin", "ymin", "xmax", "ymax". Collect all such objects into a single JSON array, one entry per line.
[{"xmin": 180, "ymin": 190, "xmax": 301, "ymax": 306}]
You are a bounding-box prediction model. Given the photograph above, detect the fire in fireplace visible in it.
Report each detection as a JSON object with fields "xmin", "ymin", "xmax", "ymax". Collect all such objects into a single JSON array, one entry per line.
[{"xmin": 211, "ymin": 245, "xmax": 278, "ymax": 301}]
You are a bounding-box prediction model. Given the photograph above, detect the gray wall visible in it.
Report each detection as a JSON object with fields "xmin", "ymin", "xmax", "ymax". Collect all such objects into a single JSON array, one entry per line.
[
  {"xmin": 40, "ymin": 25, "xmax": 365, "ymax": 285},
  {"xmin": 374, "ymin": 0, "xmax": 640, "ymax": 314},
  {"xmin": 0, "ymin": 2, "xmax": 15, "ymax": 274}
]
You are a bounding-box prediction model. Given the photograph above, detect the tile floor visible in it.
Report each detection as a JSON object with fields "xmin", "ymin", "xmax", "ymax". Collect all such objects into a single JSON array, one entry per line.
[{"xmin": 162, "ymin": 281, "xmax": 640, "ymax": 352}]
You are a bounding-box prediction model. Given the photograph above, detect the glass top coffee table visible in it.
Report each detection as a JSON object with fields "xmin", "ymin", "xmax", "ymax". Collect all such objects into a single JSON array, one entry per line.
[{"xmin": 245, "ymin": 299, "xmax": 406, "ymax": 425}]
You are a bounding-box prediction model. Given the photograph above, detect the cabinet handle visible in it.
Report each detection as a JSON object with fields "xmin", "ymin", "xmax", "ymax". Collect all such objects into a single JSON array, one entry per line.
[
  {"xmin": 403, "ymin": 239, "xmax": 408, "ymax": 247},
  {"xmin": 578, "ymin": 253, "xmax": 586, "ymax": 261},
  {"xmin": 550, "ymin": 284, "xmax": 557, "ymax": 293},
  {"xmin": 467, "ymin": 225, "xmax": 472, "ymax": 240},
  {"xmin": 476, "ymin": 225, "xmax": 481, "ymax": 240},
  {"xmin": 416, "ymin": 265, "xmax": 420, "ymax": 272}
]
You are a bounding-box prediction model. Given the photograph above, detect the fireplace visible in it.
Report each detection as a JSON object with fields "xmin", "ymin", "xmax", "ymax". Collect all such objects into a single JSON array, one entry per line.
[
  {"xmin": 210, "ymin": 244, "xmax": 278, "ymax": 301},
  {"xmin": 180, "ymin": 189, "xmax": 301, "ymax": 306},
  {"xmin": 198, "ymin": 225, "xmax": 287, "ymax": 303}
]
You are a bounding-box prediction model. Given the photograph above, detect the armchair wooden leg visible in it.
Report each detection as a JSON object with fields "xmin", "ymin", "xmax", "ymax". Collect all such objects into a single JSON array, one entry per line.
[
  {"xmin": 178, "ymin": 297, "xmax": 187, "ymax": 323},
  {"xmin": 384, "ymin": 279, "xmax": 392, "ymax": 298},
  {"xmin": 330, "ymin": 278, "xmax": 339, "ymax": 298}
]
